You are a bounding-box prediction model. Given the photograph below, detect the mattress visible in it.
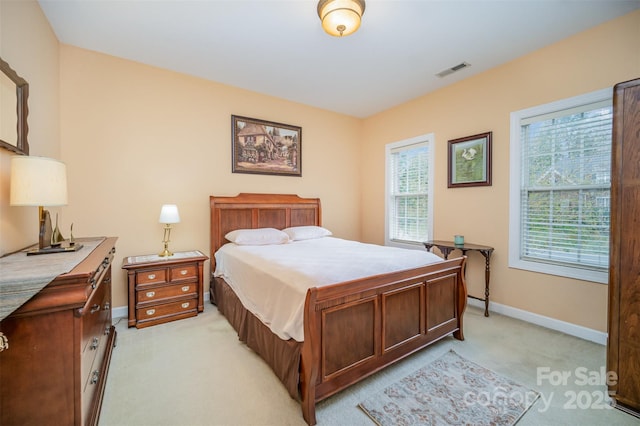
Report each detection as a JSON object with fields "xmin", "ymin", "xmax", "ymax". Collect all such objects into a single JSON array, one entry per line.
[{"xmin": 213, "ymin": 237, "xmax": 443, "ymax": 342}]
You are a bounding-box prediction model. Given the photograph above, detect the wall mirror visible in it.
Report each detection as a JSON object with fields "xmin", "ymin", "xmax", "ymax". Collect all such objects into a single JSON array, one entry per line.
[{"xmin": 0, "ymin": 57, "xmax": 29, "ymax": 155}]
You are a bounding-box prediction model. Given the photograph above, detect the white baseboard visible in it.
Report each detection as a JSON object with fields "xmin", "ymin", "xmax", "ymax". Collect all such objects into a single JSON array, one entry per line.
[
  {"xmin": 111, "ymin": 291, "xmax": 212, "ymax": 321},
  {"xmin": 467, "ymin": 297, "xmax": 607, "ymax": 346},
  {"xmin": 112, "ymin": 305, "xmax": 128, "ymax": 320}
]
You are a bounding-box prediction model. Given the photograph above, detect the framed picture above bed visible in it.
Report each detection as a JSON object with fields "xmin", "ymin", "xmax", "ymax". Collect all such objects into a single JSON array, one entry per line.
[
  {"xmin": 231, "ymin": 115, "xmax": 302, "ymax": 177},
  {"xmin": 447, "ymin": 131, "xmax": 492, "ymax": 188}
]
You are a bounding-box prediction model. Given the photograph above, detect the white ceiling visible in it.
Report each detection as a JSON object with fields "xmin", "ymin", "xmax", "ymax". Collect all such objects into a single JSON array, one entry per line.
[{"xmin": 38, "ymin": 0, "xmax": 639, "ymax": 118}]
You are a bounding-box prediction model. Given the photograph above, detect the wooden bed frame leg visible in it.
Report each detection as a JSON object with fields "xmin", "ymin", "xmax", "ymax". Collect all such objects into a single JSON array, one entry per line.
[
  {"xmin": 301, "ymin": 395, "xmax": 317, "ymax": 426},
  {"xmin": 454, "ymin": 256, "xmax": 468, "ymax": 341},
  {"xmin": 301, "ymin": 289, "xmax": 319, "ymax": 425}
]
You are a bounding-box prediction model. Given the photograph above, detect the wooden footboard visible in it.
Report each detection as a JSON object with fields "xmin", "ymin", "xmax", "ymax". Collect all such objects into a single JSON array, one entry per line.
[{"xmin": 299, "ymin": 257, "xmax": 467, "ymax": 425}]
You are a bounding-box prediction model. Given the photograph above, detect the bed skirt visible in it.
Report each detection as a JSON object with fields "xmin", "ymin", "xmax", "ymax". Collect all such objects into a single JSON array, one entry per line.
[{"xmin": 211, "ymin": 276, "xmax": 301, "ymax": 399}]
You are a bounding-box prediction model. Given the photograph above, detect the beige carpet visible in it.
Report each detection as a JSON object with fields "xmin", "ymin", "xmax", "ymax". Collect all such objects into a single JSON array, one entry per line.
[{"xmin": 99, "ymin": 304, "xmax": 639, "ymax": 426}]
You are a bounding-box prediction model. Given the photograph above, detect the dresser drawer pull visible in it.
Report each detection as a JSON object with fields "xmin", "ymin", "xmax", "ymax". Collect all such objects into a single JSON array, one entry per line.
[
  {"xmin": 146, "ymin": 309, "xmax": 156, "ymax": 316},
  {"xmin": 90, "ymin": 304, "xmax": 100, "ymax": 314},
  {"xmin": 146, "ymin": 291, "xmax": 156, "ymax": 298},
  {"xmin": 90, "ymin": 337, "xmax": 99, "ymax": 350},
  {"xmin": 104, "ymin": 326, "xmax": 111, "ymax": 336},
  {"xmin": 180, "ymin": 270, "xmax": 188, "ymax": 275},
  {"xmin": 147, "ymin": 273, "xmax": 156, "ymax": 280},
  {"xmin": 181, "ymin": 286, "xmax": 189, "ymax": 292},
  {"xmin": 181, "ymin": 302, "xmax": 189, "ymax": 309},
  {"xmin": 0, "ymin": 333, "xmax": 8, "ymax": 352},
  {"xmin": 103, "ymin": 302, "xmax": 110, "ymax": 311},
  {"xmin": 90, "ymin": 370, "xmax": 100, "ymax": 385}
]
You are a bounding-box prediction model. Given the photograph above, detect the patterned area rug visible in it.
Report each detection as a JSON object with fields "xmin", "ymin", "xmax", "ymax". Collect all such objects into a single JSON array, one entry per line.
[{"xmin": 359, "ymin": 350, "xmax": 540, "ymax": 426}]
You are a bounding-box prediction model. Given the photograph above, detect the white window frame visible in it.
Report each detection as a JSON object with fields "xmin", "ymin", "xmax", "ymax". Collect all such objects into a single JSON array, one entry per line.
[
  {"xmin": 508, "ymin": 88, "xmax": 612, "ymax": 284},
  {"xmin": 385, "ymin": 133, "xmax": 434, "ymax": 250}
]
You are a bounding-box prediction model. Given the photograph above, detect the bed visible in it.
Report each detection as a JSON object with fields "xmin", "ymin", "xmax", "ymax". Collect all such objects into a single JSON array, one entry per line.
[{"xmin": 209, "ymin": 193, "xmax": 467, "ymax": 425}]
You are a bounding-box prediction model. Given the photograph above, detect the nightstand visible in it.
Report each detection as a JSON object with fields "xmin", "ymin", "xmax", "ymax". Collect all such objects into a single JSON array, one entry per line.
[{"xmin": 122, "ymin": 250, "xmax": 208, "ymax": 328}]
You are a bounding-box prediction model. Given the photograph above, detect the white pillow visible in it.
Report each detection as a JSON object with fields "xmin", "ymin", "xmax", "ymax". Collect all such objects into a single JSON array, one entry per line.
[
  {"xmin": 283, "ymin": 226, "xmax": 332, "ymax": 241},
  {"xmin": 225, "ymin": 228, "xmax": 290, "ymax": 245}
]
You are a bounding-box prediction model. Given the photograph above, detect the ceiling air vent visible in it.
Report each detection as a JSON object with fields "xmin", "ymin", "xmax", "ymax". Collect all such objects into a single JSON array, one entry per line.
[{"xmin": 436, "ymin": 62, "xmax": 471, "ymax": 78}]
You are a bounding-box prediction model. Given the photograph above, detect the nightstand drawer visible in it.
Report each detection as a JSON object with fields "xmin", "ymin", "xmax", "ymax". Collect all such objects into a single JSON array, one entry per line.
[
  {"xmin": 136, "ymin": 268, "xmax": 167, "ymax": 285},
  {"xmin": 137, "ymin": 282, "xmax": 197, "ymax": 304},
  {"xmin": 136, "ymin": 299, "xmax": 197, "ymax": 323},
  {"xmin": 170, "ymin": 264, "xmax": 197, "ymax": 281}
]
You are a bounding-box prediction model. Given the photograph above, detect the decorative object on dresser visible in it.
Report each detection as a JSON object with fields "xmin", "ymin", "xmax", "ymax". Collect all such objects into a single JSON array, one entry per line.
[
  {"xmin": 0, "ymin": 57, "xmax": 29, "ymax": 156},
  {"xmin": 123, "ymin": 251, "xmax": 208, "ymax": 328},
  {"xmin": 158, "ymin": 204, "xmax": 180, "ymax": 257},
  {"xmin": 0, "ymin": 237, "xmax": 118, "ymax": 426},
  {"xmin": 9, "ymin": 155, "xmax": 83, "ymax": 254},
  {"xmin": 607, "ymin": 77, "xmax": 640, "ymax": 418}
]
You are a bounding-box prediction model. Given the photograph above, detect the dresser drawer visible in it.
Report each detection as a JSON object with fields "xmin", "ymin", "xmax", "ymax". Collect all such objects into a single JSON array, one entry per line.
[
  {"xmin": 170, "ymin": 264, "xmax": 197, "ymax": 281},
  {"xmin": 136, "ymin": 299, "xmax": 197, "ymax": 326},
  {"xmin": 81, "ymin": 269, "xmax": 112, "ymax": 395},
  {"xmin": 136, "ymin": 268, "xmax": 167, "ymax": 285},
  {"xmin": 137, "ymin": 282, "xmax": 197, "ymax": 305},
  {"xmin": 81, "ymin": 273, "xmax": 111, "ymax": 354}
]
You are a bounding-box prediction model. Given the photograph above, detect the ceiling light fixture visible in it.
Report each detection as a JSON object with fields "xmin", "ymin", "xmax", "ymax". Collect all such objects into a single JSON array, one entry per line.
[{"xmin": 317, "ymin": 0, "xmax": 366, "ymax": 37}]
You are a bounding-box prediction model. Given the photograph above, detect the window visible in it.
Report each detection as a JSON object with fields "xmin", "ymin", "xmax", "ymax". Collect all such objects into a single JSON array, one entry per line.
[
  {"xmin": 385, "ymin": 134, "xmax": 434, "ymax": 248},
  {"xmin": 509, "ymin": 88, "xmax": 612, "ymax": 283}
]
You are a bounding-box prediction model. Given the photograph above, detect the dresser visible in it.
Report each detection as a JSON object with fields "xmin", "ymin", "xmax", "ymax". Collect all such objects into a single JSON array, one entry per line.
[
  {"xmin": 0, "ymin": 237, "xmax": 117, "ymax": 426},
  {"xmin": 607, "ymin": 78, "xmax": 640, "ymax": 417},
  {"xmin": 122, "ymin": 250, "xmax": 208, "ymax": 328}
]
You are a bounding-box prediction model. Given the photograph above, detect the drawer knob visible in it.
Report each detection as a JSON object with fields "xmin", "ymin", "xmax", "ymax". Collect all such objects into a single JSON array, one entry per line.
[
  {"xmin": 148, "ymin": 273, "xmax": 156, "ymax": 280},
  {"xmin": 146, "ymin": 291, "xmax": 156, "ymax": 298},
  {"xmin": 90, "ymin": 337, "xmax": 99, "ymax": 350},
  {"xmin": 90, "ymin": 370, "xmax": 100, "ymax": 385},
  {"xmin": 180, "ymin": 270, "xmax": 188, "ymax": 275},
  {"xmin": 181, "ymin": 286, "xmax": 189, "ymax": 292},
  {"xmin": 181, "ymin": 302, "xmax": 189, "ymax": 309},
  {"xmin": 146, "ymin": 309, "xmax": 156, "ymax": 316},
  {"xmin": 104, "ymin": 326, "xmax": 111, "ymax": 336},
  {"xmin": 0, "ymin": 332, "xmax": 8, "ymax": 352},
  {"xmin": 103, "ymin": 302, "xmax": 110, "ymax": 311},
  {"xmin": 90, "ymin": 304, "xmax": 100, "ymax": 314}
]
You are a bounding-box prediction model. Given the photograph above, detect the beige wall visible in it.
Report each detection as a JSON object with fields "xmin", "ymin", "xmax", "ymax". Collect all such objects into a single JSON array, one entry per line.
[
  {"xmin": 59, "ymin": 46, "xmax": 362, "ymax": 308},
  {"xmin": 361, "ymin": 10, "xmax": 640, "ymax": 332},
  {"xmin": 2, "ymin": 1, "xmax": 638, "ymax": 333},
  {"xmin": 0, "ymin": 0, "xmax": 60, "ymax": 255}
]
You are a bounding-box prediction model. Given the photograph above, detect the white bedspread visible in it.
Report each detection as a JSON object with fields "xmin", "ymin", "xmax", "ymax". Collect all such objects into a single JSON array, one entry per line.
[{"xmin": 214, "ymin": 237, "xmax": 443, "ymax": 342}]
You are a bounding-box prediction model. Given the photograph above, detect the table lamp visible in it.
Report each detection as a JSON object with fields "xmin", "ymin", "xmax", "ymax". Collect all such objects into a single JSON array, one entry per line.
[
  {"xmin": 9, "ymin": 156, "xmax": 80, "ymax": 255},
  {"xmin": 159, "ymin": 204, "xmax": 180, "ymax": 257}
]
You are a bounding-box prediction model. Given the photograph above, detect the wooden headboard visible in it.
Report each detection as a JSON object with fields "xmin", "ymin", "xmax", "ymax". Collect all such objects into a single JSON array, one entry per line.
[{"xmin": 209, "ymin": 193, "xmax": 321, "ymax": 263}]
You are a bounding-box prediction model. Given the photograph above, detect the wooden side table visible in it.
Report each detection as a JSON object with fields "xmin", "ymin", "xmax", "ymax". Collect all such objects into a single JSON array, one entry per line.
[
  {"xmin": 423, "ymin": 240, "xmax": 494, "ymax": 317},
  {"xmin": 122, "ymin": 250, "xmax": 208, "ymax": 328}
]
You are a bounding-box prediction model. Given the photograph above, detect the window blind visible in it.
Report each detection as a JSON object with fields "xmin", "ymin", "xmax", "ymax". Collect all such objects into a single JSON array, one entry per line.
[
  {"xmin": 389, "ymin": 142, "xmax": 429, "ymax": 243},
  {"xmin": 520, "ymin": 100, "xmax": 612, "ymax": 270}
]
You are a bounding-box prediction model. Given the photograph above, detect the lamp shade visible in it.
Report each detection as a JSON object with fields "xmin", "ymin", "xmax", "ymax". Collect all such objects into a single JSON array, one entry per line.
[
  {"xmin": 317, "ymin": 0, "xmax": 365, "ymax": 37},
  {"xmin": 10, "ymin": 156, "xmax": 68, "ymax": 206},
  {"xmin": 159, "ymin": 204, "xmax": 180, "ymax": 224}
]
